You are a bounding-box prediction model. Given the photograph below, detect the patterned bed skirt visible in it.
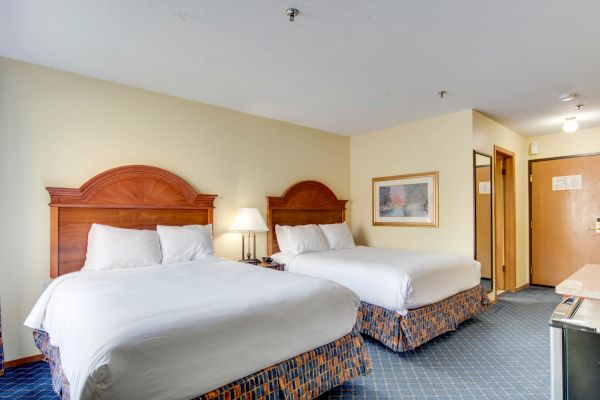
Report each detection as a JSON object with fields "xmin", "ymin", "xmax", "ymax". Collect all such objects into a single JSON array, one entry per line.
[
  {"xmin": 355, "ymin": 285, "xmax": 492, "ymax": 352},
  {"xmin": 1, "ymin": 305, "xmax": 4, "ymax": 377},
  {"xmin": 0, "ymin": 338, "xmax": 4, "ymax": 377},
  {"xmin": 33, "ymin": 329, "xmax": 371, "ymax": 400}
]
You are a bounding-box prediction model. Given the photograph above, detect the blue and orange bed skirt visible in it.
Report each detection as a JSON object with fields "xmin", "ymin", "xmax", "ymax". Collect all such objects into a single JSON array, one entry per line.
[
  {"xmin": 356, "ymin": 285, "xmax": 491, "ymax": 352},
  {"xmin": 33, "ymin": 328, "xmax": 371, "ymax": 400}
]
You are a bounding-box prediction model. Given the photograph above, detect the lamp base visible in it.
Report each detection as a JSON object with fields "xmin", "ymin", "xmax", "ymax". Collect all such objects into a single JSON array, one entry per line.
[{"xmin": 239, "ymin": 258, "xmax": 261, "ymax": 265}]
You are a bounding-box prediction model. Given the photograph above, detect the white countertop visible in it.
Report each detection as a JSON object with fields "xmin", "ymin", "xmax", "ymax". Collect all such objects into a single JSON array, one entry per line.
[{"xmin": 556, "ymin": 264, "xmax": 600, "ymax": 299}]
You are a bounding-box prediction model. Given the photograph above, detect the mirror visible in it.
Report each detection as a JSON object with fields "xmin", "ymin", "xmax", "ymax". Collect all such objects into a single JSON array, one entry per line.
[{"xmin": 474, "ymin": 151, "xmax": 493, "ymax": 293}]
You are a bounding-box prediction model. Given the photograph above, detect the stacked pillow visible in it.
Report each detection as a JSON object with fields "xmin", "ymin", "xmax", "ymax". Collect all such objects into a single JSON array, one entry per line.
[
  {"xmin": 276, "ymin": 224, "xmax": 329, "ymax": 254},
  {"xmin": 318, "ymin": 223, "xmax": 356, "ymax": 251},
  {"xmin": 276, "ymin": 222, "xmax": 355, "ymax": 255},
  {"xmin": 156, "ymin": 225, "xmax": 214, "ymax": 264},
  {"xmin": 82, "ymin": 220, "xmax": 356, "ymax": 271},
  {"xmin": 83, "ymin": 223, "xmax": 215, "ymax": 271}
]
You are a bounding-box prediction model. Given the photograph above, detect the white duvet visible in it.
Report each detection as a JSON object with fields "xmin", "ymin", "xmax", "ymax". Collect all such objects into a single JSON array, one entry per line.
[
  {"xmin": 25, "ymin": 259, "xmax": 359, "ymax": 400},
  {"xmin": 273, "ymin": 246, "xmax": 481, "ymax": 314}
]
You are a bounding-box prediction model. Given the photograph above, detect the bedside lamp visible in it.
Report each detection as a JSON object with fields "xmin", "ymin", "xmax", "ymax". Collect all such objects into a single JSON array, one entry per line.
[{"xmin": 230, "ymin": 208, "xmax": 269, "ymax": 263}]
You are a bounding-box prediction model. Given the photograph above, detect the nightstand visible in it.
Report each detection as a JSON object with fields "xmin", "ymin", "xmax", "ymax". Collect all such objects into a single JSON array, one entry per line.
[{"xmin": 257, "ymin": 262, "xmax": 285, "ymax": 271}]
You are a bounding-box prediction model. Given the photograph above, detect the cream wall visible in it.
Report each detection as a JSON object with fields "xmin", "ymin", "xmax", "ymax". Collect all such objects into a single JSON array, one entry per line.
[
  {"xmin": 0, "ymin": 57, "xmax": 350, "ymax": 361},
  {"xmin": 473, "ymin": 118, "xmax": 600, "ymax": 290},
  {"xmin": 350, "ymin": 110, "xmax": 474, "ymax": 256},
  {"xmin": 472, "ymin": 111, "xmax": 529, "ymax": 288},
  {"xmin": 527, "ymin": 126, "xmax": 600, "ymax": 160},
  {"xmin": 5, "ymin": 53, "xmax": 597, "ymax": 364}
]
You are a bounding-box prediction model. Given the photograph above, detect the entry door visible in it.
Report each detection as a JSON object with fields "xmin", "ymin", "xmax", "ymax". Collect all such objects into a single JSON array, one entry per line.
[{"xmin": 531, "ymin": 154, "xmax": 600, "ymax": 286}]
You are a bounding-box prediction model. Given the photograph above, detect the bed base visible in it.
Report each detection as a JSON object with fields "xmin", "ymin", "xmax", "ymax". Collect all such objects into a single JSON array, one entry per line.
[
  {"xmin": 0, "ymin": 312, "xmax": 4, "ymax": 377},
  {"xmin": 356, "ymin": 285, "xmax": 491, "ymax": 352},
  {"xmin": 33, "ymin": 329, "xmax": 371, "ymax": 400}
]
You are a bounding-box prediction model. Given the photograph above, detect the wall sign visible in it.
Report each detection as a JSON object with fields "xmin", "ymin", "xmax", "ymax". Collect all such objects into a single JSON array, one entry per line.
[
  {"xmin": 479, "ymin": 181, "xmax": 491, "ymax": 194},
  {"xmin": 552, "ymin": 175, "xmax": 582, "ymax": 191}
]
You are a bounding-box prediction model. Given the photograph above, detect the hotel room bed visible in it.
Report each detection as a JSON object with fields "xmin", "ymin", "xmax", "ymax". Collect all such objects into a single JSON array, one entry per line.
[
  {"xmin": 27, "ymin": 259, "xmax": 367, "ymax": 400},
  {"xmin": 267, "ymin": 181, "xmax": 491, "ymax": 353},
  {"xmin": 29, "ymin": 166, "xmax": 371, "ymax": 400}
]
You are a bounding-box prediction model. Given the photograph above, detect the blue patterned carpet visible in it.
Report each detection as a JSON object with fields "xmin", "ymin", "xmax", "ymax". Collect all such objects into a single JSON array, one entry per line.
[
  {"xmin": 0, "ymin": 287, "xmax": 560, "ymax": 399},
  {"xmin": 480, "ymin": 278, "xmax": 492, "ymax": 293},
  {"xmin": 0, "ymin": 362, "xmax": 54, "ymax": 399}
]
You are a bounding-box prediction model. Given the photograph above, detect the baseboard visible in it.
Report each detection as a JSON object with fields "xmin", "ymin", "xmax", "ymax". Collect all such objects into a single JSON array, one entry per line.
[
  {"xmin": 4, "ymin": 354, "xmax": 45, "ymax": 368},
  {"xmin": 516, "ymin": 283, "xmax": 530, "ymax": 292}
]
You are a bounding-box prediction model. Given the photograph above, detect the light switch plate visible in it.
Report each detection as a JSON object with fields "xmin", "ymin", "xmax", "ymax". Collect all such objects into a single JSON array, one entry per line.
[{"xmin": 529, "ymin": 141, "xmax": 538, "ymax": 155}]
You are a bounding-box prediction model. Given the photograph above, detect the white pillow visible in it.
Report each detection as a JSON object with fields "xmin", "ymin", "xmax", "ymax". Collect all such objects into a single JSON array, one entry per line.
[
  {"xmin": 83, "ymin": 224, "xmax": 162, "ymax": 271},
  {"xmin": 275, "ymin": 224, "xmax": 294, "ymax": 253},
  {"xmin": 157, "ymin": 224, "xmax": 215, "ymax": 264},
  {"xmin": 319, "ymin": 222, "xmax": 356, "ymax": 250},
  {"xmin": 282, "ymin": 224, "xmax": 329, "ymax": 254}
]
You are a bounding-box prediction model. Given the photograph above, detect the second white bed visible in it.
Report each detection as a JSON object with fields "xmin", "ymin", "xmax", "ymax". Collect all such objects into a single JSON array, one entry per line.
[{"xmin": 273, "ymin": 246, "xmax": 481, "ymax": 315}]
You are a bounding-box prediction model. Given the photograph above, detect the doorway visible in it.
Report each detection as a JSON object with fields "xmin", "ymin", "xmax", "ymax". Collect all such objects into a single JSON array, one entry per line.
[
  {"xmin": 494, "ymin": 146, "xmax": 516, "ymax": 292},
  {"xmin": 473, "ymin": 151, "xmax": 493, "ymax": 293},
  {"xmin": 529, "ymin": 153, "xmax": 600, "ymax": 286}
]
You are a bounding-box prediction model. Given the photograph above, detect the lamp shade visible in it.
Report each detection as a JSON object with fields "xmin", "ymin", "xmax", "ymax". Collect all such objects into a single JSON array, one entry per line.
[{"xmin": 230, "ymin": 208, "xmax": 269, "ymax": 232}]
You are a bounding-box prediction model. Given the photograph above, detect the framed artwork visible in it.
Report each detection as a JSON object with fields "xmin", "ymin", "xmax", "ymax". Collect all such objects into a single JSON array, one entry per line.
[{"xmin": 372, "ymin": 171, "xmax": 439, "ymax": 227}]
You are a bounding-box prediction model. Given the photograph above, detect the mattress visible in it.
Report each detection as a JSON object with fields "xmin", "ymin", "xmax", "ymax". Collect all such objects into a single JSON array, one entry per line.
[
  {"xmin": 25, "ymin": 259, "xmax": 359, "ymax": 400},
  {"xmin": 272, "ymin": 246, "xmax": 481, "ymax": 314}
]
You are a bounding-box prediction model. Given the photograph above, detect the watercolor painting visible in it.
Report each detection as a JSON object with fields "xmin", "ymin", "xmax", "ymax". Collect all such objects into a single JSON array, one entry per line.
[{"xmin": 372, "ymin": 172, "xmax": 438, "ymax": 226}]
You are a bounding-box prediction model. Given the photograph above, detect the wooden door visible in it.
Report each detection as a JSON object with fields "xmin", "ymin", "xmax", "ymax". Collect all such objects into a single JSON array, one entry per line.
[
  {"xmin": 494, "ymin": 146, "xmax": 516, "ymax": 292},
  {"xmin": 531, "ymin": 154, "xmax": 600, "ymax": 286},
  {"xmin": 475, "ymin": 166, "xmax": 492, "ymax": 279}
]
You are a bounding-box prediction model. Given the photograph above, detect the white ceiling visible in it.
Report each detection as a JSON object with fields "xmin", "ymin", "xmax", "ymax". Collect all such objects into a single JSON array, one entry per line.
[{"xmin": 2, "ymin": 1, "xmax": 600, "ymax": 137}]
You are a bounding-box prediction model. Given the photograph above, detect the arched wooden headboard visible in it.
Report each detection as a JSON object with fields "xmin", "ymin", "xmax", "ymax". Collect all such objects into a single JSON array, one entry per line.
[
  {"xmin": 266, "ymin": 181, "xmax": 347, "ymax": 255},
  {"xmin": 47, "ymin": 165, "xmax": 217, "ymax": 277}
]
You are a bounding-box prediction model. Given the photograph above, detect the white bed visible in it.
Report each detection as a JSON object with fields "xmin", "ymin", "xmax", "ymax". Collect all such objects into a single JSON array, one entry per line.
[
  {"xmin": 266, "ymin": 180, "xmax": 488, "ymax": 353},
  {"xmin": 25, "ymin": 258, "xmax": 359, "ymax": 400},
  {"xmin": 273, "ymin": 246, "xmax": 481, "ymax": 315}
]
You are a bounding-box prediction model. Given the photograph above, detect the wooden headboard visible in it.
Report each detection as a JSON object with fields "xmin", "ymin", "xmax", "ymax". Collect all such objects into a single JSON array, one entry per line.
[
  {"xmin": 266, "ymin": 181, "xmax": 347, "ymax": 255},
  {"xmin": 47, "ymin": 165, "xmax": 217, "ymax": 277}
]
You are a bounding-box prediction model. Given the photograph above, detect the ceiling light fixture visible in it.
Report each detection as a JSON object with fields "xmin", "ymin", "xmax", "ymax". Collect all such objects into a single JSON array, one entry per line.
[
  {"xmin": 286, "ymin": 8, "xmax": 299, "ymax": 22},
  {"xmin": 559, "ymin": 92, "xmax": 576, "ymax": 102},
  {"xmin": 562, "ymin": 117, "xmax": 579, "ymax": 133}
]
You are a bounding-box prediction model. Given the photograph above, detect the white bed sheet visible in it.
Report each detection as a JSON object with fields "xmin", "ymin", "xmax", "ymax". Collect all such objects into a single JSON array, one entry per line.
[
  {"xmin": 272, "ymin": 246, "xmax": 481, "ymax": 314},
  {"xmin": 25, "ymin": 259, "xmax": 359, "ymax": 400}
]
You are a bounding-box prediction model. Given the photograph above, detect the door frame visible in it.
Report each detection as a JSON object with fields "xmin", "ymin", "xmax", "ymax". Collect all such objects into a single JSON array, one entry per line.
[
  {"xmin": 528, "ymin": 151, "xmax": 600, "ymax": 285},
  {"xmin": 494, "ymin": 145, "xmax": 516, "ymax": 292},
  {"xmin": 473, "ymin": 151, "xmax": 494, "ymax": 293}
]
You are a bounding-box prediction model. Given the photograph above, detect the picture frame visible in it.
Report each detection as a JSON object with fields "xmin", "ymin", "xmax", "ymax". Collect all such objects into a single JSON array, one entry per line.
[{"xmin": 372, "ymin": 171, "xmax": 439, "ymax": 227}]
